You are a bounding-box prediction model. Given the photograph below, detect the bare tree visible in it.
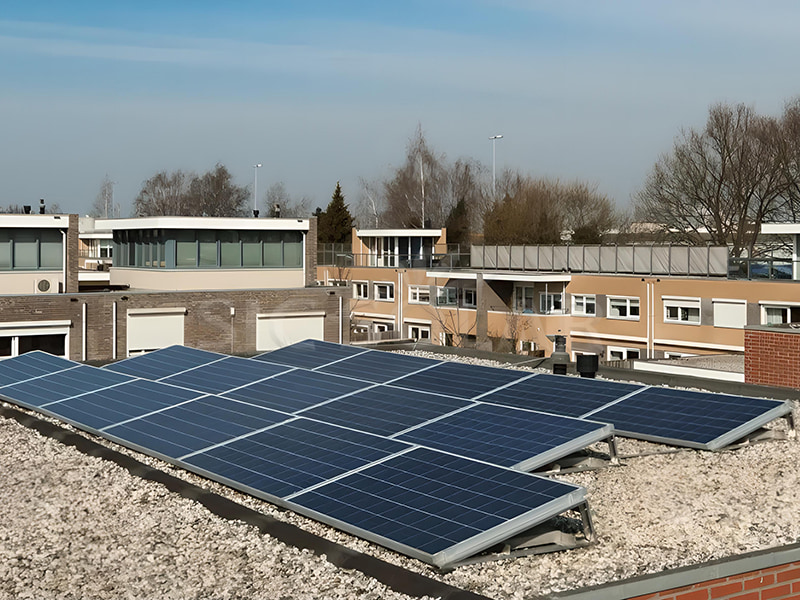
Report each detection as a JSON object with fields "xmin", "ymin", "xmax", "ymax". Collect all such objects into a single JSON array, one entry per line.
[
  {"xmin": 89, "ymin": 175, "xmax": 114, "ymax": 218},
  {"xmin": 186, "ymin": 163, "xmax": 249, "ymax": 217},
  {"xmin": 634, "ymin": 103, "xmax": 786, "ymax": 258},
  {"xmin": 265, "ymin": 181, "xmax": 311, "ymax": 218},
  {"xmin": 355, "ymin": 177, "xmax": 382, "ymax": 228},
  {"xmin": 133, "ymin": 170, "xmax": 191, "ymax": 216}
]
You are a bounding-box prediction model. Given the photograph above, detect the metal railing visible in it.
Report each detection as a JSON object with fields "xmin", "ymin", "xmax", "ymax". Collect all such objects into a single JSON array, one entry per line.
[{"xmin": 317, "ymin": 251, "xmax": 471, "ymax": 269}]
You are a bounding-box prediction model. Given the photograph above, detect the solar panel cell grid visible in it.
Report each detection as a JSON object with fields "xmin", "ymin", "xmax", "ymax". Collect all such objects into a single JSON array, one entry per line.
[
  {"xmin": 159, "ymin": 356, "xmax": 290, "ymax": 394},
  {"xmin": 253, "ymin": 339, "xmax": 367, "ymax": 369},
  {"xmin": 300, "ymin": 386, "xmax": 470, "ymax": 436},
  {"xmin": 222, "ymin": 369, "xmax": 370, "ymax": 413},
  {"xmin": 45, "ymin": 379, "xmax": 204, "ymax": 430},
  {"xmin": 0, "ymin": 365, "xmax": 133, "ymax": 408},
  {"xmin": 317, "ymin": 350, "xmax": 441, "ymax": 383},
  {"xmin": 391, "ymin": 361, "xmax": 531, "ymax": 399},
  {"xmin": 104, "ymin": 345, "xmax": 224, "ymax": 379},
  {"xmin": 104, "ymin": 396, "xmax": 290, "ymax": 458},
  {"xmin": 481, "ymin": 374, "xmax": 644, "ymax": 418},
  {"xmin": 0, "ymin": 351, "xmax": 78, "ymax": 387}
]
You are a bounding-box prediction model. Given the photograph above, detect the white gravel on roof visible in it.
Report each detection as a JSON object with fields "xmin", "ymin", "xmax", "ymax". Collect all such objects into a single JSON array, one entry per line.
[{"xmin": 1, "ymin": 350, "xmax": 798, "ymax": 599}]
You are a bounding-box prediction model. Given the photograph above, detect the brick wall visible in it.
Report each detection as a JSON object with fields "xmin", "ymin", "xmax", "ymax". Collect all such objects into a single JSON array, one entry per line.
[
  {"xmin": 628, "ymin": 560, "xmax": 800, "ymax": 600},
  {"xmin": 0, "ymin": 286, "xmax": 350, "ymax": 362},
  {"xmin": 744, "ymin": 327, "xmax": 800, "ymax": 389}
]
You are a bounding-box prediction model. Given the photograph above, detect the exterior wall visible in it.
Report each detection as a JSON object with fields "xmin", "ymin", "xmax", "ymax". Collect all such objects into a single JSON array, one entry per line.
[
  {"xmin": 65, "ymin": 214, "xmax": 79, "ymax": 293},
  {"xmin": 0, "ymin": 271, "xmax": 64, "ymax": 295},
  {"xmin": 627, "ymin": 559, "xmax": 800, "ymax": 600},
  {"xmin": 0, "ymin": 287, "xmax": 350, "ymax": 362},
  {"xmin": 110, "ymin": 268, "xmax": 306, "ymax": 291},
  {"xmin": 744, "ymin": 327, "xmax": 800, "ymax": 389}
]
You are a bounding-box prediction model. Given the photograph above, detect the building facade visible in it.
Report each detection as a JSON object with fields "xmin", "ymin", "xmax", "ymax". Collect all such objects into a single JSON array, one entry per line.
[{"xmin": 1, "ymin": 214, "xmax": 349, "ymax": 361}]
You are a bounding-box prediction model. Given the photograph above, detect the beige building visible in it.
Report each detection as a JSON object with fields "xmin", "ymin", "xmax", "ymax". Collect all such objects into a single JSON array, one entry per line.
[{"xmin": 318, "ymin": 227, "xmax": 800, "ymax": 362}]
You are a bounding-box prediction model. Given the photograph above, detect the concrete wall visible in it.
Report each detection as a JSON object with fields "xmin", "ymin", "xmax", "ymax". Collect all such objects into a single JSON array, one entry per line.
[{"xmin": 110, "ymin": 268, "xmax": 306, "ymax": 291}]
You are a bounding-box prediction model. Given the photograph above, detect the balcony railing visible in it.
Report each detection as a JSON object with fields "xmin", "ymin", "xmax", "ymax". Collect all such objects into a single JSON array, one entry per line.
[{"xmin": 317, "ymin": 251, "xmax": 471, "ymax": 269}]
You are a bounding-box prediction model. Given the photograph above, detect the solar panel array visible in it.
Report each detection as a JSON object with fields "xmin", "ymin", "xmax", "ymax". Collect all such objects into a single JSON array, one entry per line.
[
  {"xmin": 0, "ymin": 341, "xmax": 791, "ymax": 567},
  {"xmin": 0, "ymin": 346, "xmax": 605, "ymax": 568}
]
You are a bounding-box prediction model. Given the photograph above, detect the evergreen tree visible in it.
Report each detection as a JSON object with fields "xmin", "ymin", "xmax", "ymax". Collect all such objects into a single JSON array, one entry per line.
[
  {"xmin": 444, "ymin": 198, "xmax": 470, "ymax": 248},
  {"xmin": 318, "ymin": 182, "xmax": 353, "ymax": 244}
]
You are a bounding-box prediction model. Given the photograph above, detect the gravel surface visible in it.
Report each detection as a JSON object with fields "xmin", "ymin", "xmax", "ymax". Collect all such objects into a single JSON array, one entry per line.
[{"xmin": 1, "ymin": 351, "xmax": 798, "ymax": 599}]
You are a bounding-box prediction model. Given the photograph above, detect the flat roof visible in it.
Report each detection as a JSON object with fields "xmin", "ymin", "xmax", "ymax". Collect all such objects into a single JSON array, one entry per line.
[
  {"xmin": 761, "ymin": 223, "xmax": 800, "ymax": 235},
  {"xmin": 357, "ymin": 228, "xmax": 442, "ymax": 238},
  {"xmin": 0, "ymin": 214, "xmax": 69, "ymax": 229},
  {"xmin": 95, "ymin": 216, "xmax": 309, "ymax": 232}
]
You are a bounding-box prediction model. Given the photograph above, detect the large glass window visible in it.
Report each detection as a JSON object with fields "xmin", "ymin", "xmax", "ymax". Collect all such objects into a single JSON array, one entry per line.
[
  {"xmin": 262, "ymin": 231, "xmax": 283, "ymax": 267},
  {"xmin": 220, "ymin": 231, "xmax": 240, "ymax": 267},
  {"xmin": 241, "ymin": 231, "xmax": 262, "ymax": 267},
  {"xmin": 13, "ymin": 230, "xmax": 38, "ymax": 269},
  {"xmin": 0, "ymin": 231, "xmax": 10, "ymax": 269},
  {"xmin": 282, "ymin": 232, "xmax": 303, "ymax": 267},
  {"xmin": 39, "ymin": 230, "xmax": 62, "ymax": 269},
  {"xmin": 197, "ymin": 231, "xmax": 217, "ymax": 267},
  {"xmin": 175, "ymin": 231, "xmax": 196, "ymax": 268}
]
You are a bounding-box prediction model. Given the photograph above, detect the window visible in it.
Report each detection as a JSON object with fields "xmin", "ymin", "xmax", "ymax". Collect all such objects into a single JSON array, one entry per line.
[
  {"xmin": 463, "ymin": 289, "xmax": 477, "ymax": 308},
  {"xmin": 607, "ymin": 347, "xmax": 641, "ymax": 361},
  {"xmin": 436, "ymin": 286, "xmax": 457, "ymax": 306},
  {"xmin": 514, "ymin": 286, "xmax": 536, "ymax": 313},
  {"xmin": 663, "ymin": 297, "xmax": 701, "ymax": 324},
  {"xmin": 572, "ymin": 294, "xmax": 596, "ymax": 316},
  {"xmin": 374, "ymin": 322, "xmax": 394, "ymax": 332},
  {"xmin": 0, "ymin": 228, "xmax": 63, "ymax": 271},
  {"xmin": 408, "ymin": 325, "xmax": 431, "ymax": 341},
  {"xmin": 761, "ymin": 304, "xmax": 800, "ymax": 325},
  {"xmin": 353, "ymin": 282, "xmax": 369, "ymax": 300},
  {"xmin": 539, "ymin": 293, "xmax": 563, "ymax": 314},
  {"xmin": 374, "ymin": 282, "xmax": 395, "ymax": 301},
  {"xmin": 608, "ymin": 297, "xmax": 640, "ymax": 320},
  {"xmin": 408, "ymin": 285, "xmax": 430, "ymax": 304}
]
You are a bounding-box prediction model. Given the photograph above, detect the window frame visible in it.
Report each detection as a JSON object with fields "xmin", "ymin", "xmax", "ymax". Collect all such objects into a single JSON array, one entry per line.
[
  {"xmin": 607, "ymin": 346, "xmax": 641, "ymax": 361},
  {"xmin": 462, "ymin": 288, "xmax": 477, "ymax": 308},
  {"xmin": 436, "ymin": 286, "xmax": 458, "ymax": 306},
  {"xmin": 374, "ymin": 281, "xmax": 395, "ymax": 302},
  {"xmin": 539, "ymin": 292, "xmax": 564, "ymax": 315},
  {"xmin": 607, "ymin": 296, "xmax": 640, "ymax": 321},
  {"xmin": 572, "ymin": 294, "xmax": 596, "ymax": 316},
  {"xmin": 663, "ymin": 296, "xmax": 701, "ymax": 325},
  {"xmin": 353, "ymin": 281, "xmax": 369, "ymax": 300},
  {"xmin": 408, "ymin": 285, "xmax": 431, "ymax": 304}
]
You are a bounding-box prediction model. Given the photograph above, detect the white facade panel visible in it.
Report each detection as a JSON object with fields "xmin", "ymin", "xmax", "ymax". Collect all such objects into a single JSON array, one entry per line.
[{"xmin": 256, "ymin": 313, "xmax": 324, "ymax": 351}]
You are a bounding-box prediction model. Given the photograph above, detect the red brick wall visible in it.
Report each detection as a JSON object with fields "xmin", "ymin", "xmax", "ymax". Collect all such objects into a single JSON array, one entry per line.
[
  {"xmin": 745, "ymin": 328, "xmax": 800, "ymax": 389},
  {"xmin": 629, "ymin": 560, "xmax": 800, "ymax": 600}
]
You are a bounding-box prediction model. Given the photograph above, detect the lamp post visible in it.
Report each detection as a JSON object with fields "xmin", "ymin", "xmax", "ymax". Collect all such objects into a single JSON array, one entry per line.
[
  {"xmin": 489, "ymin": 134, "xmax": 503, "ymax": 197},
  {"xmin": 253, "ymin": 163, "xmax": 262, "ymax": 217}
]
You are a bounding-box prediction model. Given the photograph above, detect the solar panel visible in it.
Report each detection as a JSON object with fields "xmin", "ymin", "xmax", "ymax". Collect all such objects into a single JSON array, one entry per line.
[
  {"xmin": 183, "ymin": 418, "xmax": 410, "ymax": 499},
  {"xmin": 104, "ymin": 396, "xmax": 290, "ymax": 458},
  {"xmin": 104, "ymin": 345, "xmax": 225, "ymax": 379},
  {"xmin": 395, "ymin": 403, "xmax": 614, "ymax": 470},
  {"xmin": 254, "ymin": 339, "xmax": 368, "ymax": 369},
  {"xmin": 0, "ymin": 365, "xmax": 133, "ymax": 408},
  {"xmin": 392, "ymin": 361, "xmax": 532, "ymax": 399},
  {"xmin": 159, "ymin": 356, "xmax": 291, "ymax": 395},
  {"xmin": 299, "ymin": 386, "xmax": 471, "ymax": 436},
  {"xmin": 0, "ymin": 351, "xmax": 79, "ymax": 387},
  {"xmin": 43, "ymin": 379, "xmax": 205, "ymax": 430},
  {"xmin": 221, "ymin": 369, "xmax": 371, "ymax": 413},
  {"xmin": 586, "ymin": 387, "xmax": 794, "ymax": 450},
  {"xmin": 290, "ymin": 447, "xmax": 587, "ymax": 568},
  {"xmin": 481, "ymin": 373, "xmax": 644, "ymax": 418},
  {"xmin": 317, "ymin": 350, "xmax": 441, "ymax": 383}
]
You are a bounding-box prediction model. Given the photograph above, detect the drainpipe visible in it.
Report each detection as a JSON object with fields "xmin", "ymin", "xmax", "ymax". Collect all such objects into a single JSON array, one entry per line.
[
  {"xmin": 112, "ymin": 301, "xmax": 117, "ymax": 360},
  {"xmin": 338, "ymin": 295, "xmax": 343, "ymax": 344},
  {"xmin": 81, "ymin": 303, "xmax": 87, "ymax": 362},
  {"xmin": 61, "ymin": 229, "xmax": 67, "ymax": 293}
]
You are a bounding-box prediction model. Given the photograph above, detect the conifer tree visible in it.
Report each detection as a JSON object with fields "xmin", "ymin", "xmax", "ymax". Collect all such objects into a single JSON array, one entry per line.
[{"xmin": 318, "ymin": 182, "xmax": 353, "ymax": 244}]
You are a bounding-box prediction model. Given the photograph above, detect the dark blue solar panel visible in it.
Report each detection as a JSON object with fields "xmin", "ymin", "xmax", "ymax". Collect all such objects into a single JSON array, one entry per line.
[
  {"xmin": 222, "ymin": 369, "xmax": 370, "ymax": 413},
  {"xmin": 291, "ymin": 447, "xmax": 583, "ymax": 557},
  {"xmin": 391, "ymin": 361, "xmax": 531, "ymax": 399},
  {"xmin": 253, "ymin": 339, "xmax": 367, "ymax": 369},
  {"xmin": 300, "ymin": 386, "xmax": 470, "ymax": 436},
  {"xmin": 588, "ymin": 388, "xmax": 791, "ymax": 448},
  {"xmin": 397, "ymin": 404, "xmax": 611, "ymax": 468},
  {"xmin": 0, "ymin": 351, "xmax": 79, "ymax": 387},
  {"xmin": 45, "ymin": 379, "xmax": 205, "ymax": 430},
  {"xmin": 481, "ymin": 374, "xmax": 644, "ymax": 418},
  {"xmin": 318, "ymin": 350, "xmax": 441, "ymax": 383},
  {"xmin": 104, "ymin": 345, "xmax": 224, "ymax": 379},
  {"xmin": 159, "ymin": 356, "xmax": 290, "ymax": 395},
  {"xmin": 0, "ymin": 365, "xmax": 133, "ymax": 408},
  {"xmin": 183, "ymin": 418, "xmax": 410, "ymax": 499},
  {"xmin": 104, "ymin": 396, "xmax": 289, "ymax": 458}
]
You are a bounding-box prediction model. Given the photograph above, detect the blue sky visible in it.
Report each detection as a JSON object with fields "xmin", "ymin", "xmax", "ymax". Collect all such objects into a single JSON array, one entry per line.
[{"xmin": 2, "ymin": 1, "xmax": 800, "ymax": 217}]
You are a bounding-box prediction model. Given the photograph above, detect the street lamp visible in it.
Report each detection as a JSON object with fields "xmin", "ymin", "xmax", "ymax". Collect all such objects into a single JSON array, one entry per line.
[
  {"xmin": 253, "ymin": 163, "xmax": 262, "ymax": 217},
  {"xmin": 489, "ymin": 134, "xmax": 503, "ymax": 197}
]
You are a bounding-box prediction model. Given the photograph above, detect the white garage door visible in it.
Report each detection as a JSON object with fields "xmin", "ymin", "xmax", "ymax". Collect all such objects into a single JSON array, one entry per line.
[
  {"xmin": 127, "ymin": 308, "xmax": 185, "ymax": 355},
  {"xmin": 257, "ymin": 312, "xmax": 325, "ymax": 351}
]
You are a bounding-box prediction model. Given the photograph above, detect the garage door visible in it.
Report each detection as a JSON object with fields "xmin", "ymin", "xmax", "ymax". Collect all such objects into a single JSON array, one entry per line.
[
  {"xmin": 127, "ymin": 308, "xmax": 185, "ymax": 355},
  {"xmin": 256, "ymin": 312, "xmax": 325, "ymax": 351}
]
